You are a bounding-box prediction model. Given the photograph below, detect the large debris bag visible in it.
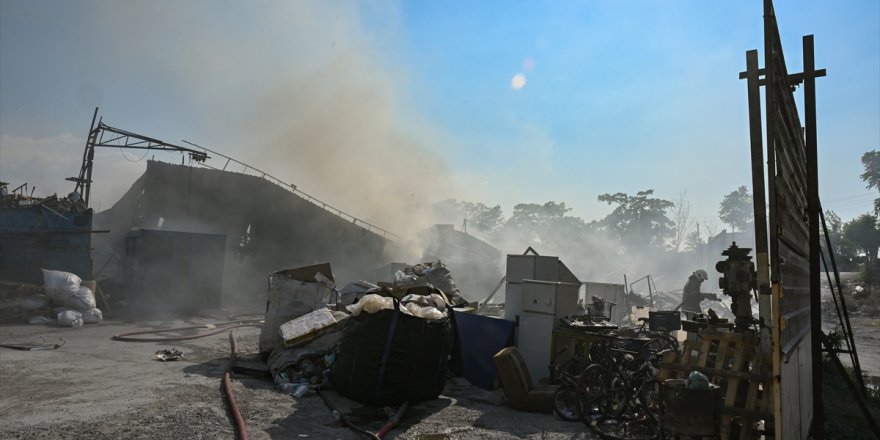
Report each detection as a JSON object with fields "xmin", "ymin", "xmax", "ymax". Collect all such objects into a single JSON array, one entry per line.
[
  {"xmin": 330, "ymin": 300, "xmax": 455, "ymax": 406},
  {"xmin": 259, "ymin": 263, "xmax": 335, "ymax": 358}
]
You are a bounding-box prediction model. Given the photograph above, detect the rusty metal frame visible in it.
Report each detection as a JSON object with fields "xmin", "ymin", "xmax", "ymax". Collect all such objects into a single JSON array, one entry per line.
[{"xmin": 71, "ymin": 108, "xmax": 400, "ymax": 240}]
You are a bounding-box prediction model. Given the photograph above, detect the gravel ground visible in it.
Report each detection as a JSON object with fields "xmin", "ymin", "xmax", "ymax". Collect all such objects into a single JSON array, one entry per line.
[{"xmin": 0, "ymin": 311, "xmax": 598, "ymax": 440}]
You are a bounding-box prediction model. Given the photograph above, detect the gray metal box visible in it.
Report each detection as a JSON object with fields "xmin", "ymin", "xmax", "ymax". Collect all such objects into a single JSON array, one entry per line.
[
  {"xmin": 503, "ymin": 254, "xmax": 581, "ymax": 321},
  {"xmin": 521, "ymin": 281, "xmax": 557, "ymax": 315},
  {"xmin": 518, "ymin": 311, "xmax": 556, "ymax": 384},
  {"xmin": 505, "ymin": 255, "xmax": 559, "ymax": 283},
  {"xmin": 521, "ymin": 280, "xmax": 579, "ymax": 317},
  {"xmin": 503, "ymin": 283, "xmax": 523, "ymax": 319}
]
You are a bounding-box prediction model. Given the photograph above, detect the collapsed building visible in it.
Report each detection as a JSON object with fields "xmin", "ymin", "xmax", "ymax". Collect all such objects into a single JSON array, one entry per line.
[
  {"xmin": 90, "ymin": 160, "xmax": 502, "ymax": 311},
  {"xmin": 93, "ymin": 160, "xmax": 394, "ymax": 299}
]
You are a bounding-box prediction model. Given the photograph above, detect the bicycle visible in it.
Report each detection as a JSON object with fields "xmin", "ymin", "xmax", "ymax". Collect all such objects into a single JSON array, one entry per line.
[
  {"xmin": 551, "ymin": 346, "xmax": 592, "ymax": 421},
  {"xmin": 578, "ymin": 339, "xmax": 669, "ymax": 434}
]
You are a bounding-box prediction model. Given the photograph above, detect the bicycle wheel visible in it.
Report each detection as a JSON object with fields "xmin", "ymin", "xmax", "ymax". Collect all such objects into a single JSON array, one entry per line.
[
  {"xmin": 600, "ymin": 377, "xmax": 628, "ymax": 417},
  {"xmin": 591, "ymin": 416, "xmax": 659, "ymax": 440},
  {"xmin": 579, "ymin": 365, "xmax": 605, "ymax": 424},
  {"xmin": 553, "ymin": 385, "xmax": 582, "ymax": 421}
]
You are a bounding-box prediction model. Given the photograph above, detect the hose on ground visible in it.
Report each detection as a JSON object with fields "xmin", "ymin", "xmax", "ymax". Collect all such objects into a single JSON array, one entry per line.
[
  {"xmin": 316, "ymin": 389, "xmax": 381, "ymax": 440},
  {"xmin": 224, "ymin": 328, "xmax": 248, "ymax": 440},
  {"xmin": 111, "ymin": 320, "xmax": 262, "ymax": 440},
  {"xmin": 111, "ymin": 320, "xmax": 263, "ymax": 342},
  {"xmin": 376, "ymin": 400, "xmax": 410, "ymax": 439}
]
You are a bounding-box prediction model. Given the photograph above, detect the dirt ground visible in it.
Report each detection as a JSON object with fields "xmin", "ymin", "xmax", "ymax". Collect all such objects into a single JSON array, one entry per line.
[{"xmin": 0, "ymin": 310, "xmax": 598, "ymax": 440}]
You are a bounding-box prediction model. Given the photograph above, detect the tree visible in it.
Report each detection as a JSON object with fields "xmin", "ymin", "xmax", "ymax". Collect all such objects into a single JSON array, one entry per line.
[
  {"xmin": 597, "ymin": 189, "xmax": 674, "ymax": 250},
  {"xmin": 822, "ymin": 210, "xmax": 857, "ymax": 271},
  {"xmin": 843, "ymin": 213, "xmax": 880, "ymax": 266},
  {"xmin": 719, "ymin": 186, "xmax": 754, "ymax": 233},
  {"xmin": 861, "ymin": 150, "xmax": 880, "ymax": 215},
  {"xmin": 671, "ymin": 191, "xmax": 695, "ymax": 252},
  {"xmin": 464, "ymin": 203, "xmax": 503, "ymax": 236},
  {"xmin": 431, "ymin": 199, "xmax": 503, "ymax": 238},
  {"xmin": 503, "ymin": 201, "xmax": 574, "ymax": 244},
  {"xmin": 684, "ymin": 227, "xmax": 703, "ymax": 251}
]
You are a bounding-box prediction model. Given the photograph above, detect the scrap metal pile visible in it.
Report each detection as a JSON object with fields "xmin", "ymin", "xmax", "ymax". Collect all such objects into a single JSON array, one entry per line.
[
  {"xmin": 0, "ymin": 184, "xmax": 87, "ymax": 213},
  {"xmin": 257, "ymin": 261, "xmax": 463, "ymax": 439}
]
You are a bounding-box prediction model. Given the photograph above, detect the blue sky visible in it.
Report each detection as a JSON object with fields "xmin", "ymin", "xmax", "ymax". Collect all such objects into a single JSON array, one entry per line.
[{"xmin": 1, "ymin": 1, "xmax": 878, "ymax": 234}]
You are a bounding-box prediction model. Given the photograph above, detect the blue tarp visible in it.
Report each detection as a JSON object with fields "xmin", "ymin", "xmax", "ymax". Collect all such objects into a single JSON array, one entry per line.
[{"xmin": 453, "ymin": 311, "xmax": 514, "ymax": 390}]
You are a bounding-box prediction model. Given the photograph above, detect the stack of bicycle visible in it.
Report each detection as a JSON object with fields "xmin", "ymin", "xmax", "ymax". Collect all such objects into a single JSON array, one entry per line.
[{"xmin": 552, "ymin": 324, "xmax": 679, "ymax": 440}]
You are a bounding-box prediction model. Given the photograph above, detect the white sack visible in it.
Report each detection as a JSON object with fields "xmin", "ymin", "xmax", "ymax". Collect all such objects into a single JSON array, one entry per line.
[{"xmin": 57, "ymin": 310, "xmax": 83, "ymax": 328}]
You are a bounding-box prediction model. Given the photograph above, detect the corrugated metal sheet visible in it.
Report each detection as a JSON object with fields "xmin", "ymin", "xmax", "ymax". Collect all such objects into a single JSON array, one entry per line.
[{"xmin": 0, "ymin": 206, "xmax": 93, "ymax": 284}]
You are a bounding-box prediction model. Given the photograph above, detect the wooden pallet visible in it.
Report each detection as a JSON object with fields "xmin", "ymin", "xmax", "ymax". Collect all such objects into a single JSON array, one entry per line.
[{"xmin": 659, "ymin": 329, "xmax": 773, "ymax": 439}]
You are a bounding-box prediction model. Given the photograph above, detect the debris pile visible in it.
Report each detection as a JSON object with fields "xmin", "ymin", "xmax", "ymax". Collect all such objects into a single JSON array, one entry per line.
[
  {"xmin": 1, "ymin": 187, "xmax": 87, "ymax": 213},
  {"xmin": 391, "ymin": 260, "xmax": 469, "ymax": 307},
  {"xmin": 255, "ymin": 262, "xmax": 460, "ymax": 410},
  {"xmin": 155, "ymin": 348, "xmax": 184, "ymax": 362},
  {"xmin": 259, "ymin": 264, "xmax": 336, "ymax": 358}
]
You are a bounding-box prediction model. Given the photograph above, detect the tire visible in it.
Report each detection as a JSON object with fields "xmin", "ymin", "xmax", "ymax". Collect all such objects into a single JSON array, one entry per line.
[
  {"xmin": 579, "ymin": 365, "xmax": 606, "ymax": 425},
  {"xmin": 553, "ymin": 386, "xmax": 582, "ymax": 421},
  {"xmin": 601, "ymin": 377, "xmax": 628, "ymax": 417}
]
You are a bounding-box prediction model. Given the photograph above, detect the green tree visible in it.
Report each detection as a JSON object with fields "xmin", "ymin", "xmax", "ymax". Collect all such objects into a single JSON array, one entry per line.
[
  {"xmin": 464, "ymin": 203, "xmax": 503, "ymax": 236},
  {"xmin": 431, "ymin": 199, "xmax": 503, "ymax": 238},
  {"xmin": 719, "ymin": 186, "xmax": 754, "ymax": 233},
  {"xmin": 822, "ymin": 210, "xmax": 856, "ymax": 271},
  {"xmin": 503, "ymin": 201, "xmax": 575, "ymax": 244},
  {"xmin": 843, "ymin": 213, "xmax": 880, "ymax": 266},
  {"xmin": 597, "ymin": 189, "xmax": 674, "ymax": 249},
  {"xmin": 861, "ymin": 150, "xmax": 880, "ymax": 215}
]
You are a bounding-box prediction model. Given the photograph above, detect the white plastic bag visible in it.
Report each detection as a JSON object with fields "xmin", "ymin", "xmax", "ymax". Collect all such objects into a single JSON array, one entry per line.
[
  {"xmin": 346, "ymin": 294, "xmax": 394, "ymax": 316},
  {"xmin": 60, "ymin": 287, "xmax": 96, "ymax": 311},
  {"xmin": 41, "ymin": 269, "xmax": 82, "ymax": 300},
  {"xmin": 57, "ymin": 310, "xmax": 83, "ymax": 328},
  {"xmin": 404, "ymin": 303, "xmax": 446, "ymax": 320},
  {"xmin": 81, "ymin": 307, "xmax": 103, "ymax": 324}
]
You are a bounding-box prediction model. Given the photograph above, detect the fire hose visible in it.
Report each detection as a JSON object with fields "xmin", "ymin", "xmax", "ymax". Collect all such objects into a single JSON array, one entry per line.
[
  {"xmin": 110, "ymin": 319, "xmax": 263, "ymax": 342},
  {"xmin": 316, "ymin": 388, "xmax": 409, "ymax": 440},
  {"xmin": 225, "ymin": 328, "xmax": 249, "ymax": 440},
  {"xmin": 111, "ymin": 320, "xmax": 263, "ymax": 440},
  {"xmin": 112, "ymin": 319, "xmax": 408, "ymax": 439},
  {"xmin": 376, "ymin": 400, "xmax": 410, "ymax": 439}
]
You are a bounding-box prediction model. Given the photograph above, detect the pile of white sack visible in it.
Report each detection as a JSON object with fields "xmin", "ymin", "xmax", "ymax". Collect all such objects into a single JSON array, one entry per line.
[{"xmin": 40, "ymin": 269, "xmax": 103, "ymax": 327}]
